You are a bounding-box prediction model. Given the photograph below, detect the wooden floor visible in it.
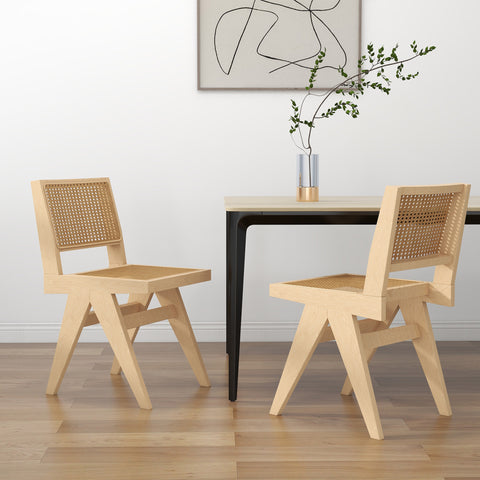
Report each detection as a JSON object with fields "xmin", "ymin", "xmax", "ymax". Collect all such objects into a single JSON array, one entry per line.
[{"xmin": 0, "ymin": 341, "xmax": 479, "ymax": 480}]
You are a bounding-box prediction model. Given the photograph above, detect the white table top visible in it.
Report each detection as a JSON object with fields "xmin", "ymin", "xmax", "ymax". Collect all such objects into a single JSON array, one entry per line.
[{"xmin": 224, "ymin": 196, "xmax": 480, "ymax": 212}]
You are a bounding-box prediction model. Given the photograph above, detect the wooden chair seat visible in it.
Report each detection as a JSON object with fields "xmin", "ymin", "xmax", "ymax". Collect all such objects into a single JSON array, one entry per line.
[
  {"xmin": 269, "ymin": 184, "xmax": 470, "ymax": 440},
  {"xmin": 32, "ymin": 178, "xmax": 211, "ymax": 410},
  {"xmin": 271, "ymin": 274, "xmax": 429, "ymax": 321},
  {"xmin": 45, "ymin": 264, "xmax": 211, "ymax": 294},
  {"xmin": 287, "ymin": 274, "xmax": 419, "ymax": 291}
]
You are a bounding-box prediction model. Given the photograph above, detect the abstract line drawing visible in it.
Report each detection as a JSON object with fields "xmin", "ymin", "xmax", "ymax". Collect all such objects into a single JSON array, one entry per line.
[{"xmin": 198, "ymin": 0, "xmax": 361, "ymax": 89}]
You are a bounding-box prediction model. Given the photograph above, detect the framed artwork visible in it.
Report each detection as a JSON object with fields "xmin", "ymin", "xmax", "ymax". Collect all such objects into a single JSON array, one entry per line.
[{"xmin": 197, "ymin": 0, "xmax": 362, "ymax": 90}]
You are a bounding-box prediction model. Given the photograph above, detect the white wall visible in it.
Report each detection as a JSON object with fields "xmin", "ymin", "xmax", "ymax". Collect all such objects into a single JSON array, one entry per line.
[{"xmin": 1, "ymin": 0, "xmax": 479, "ymax": 342}]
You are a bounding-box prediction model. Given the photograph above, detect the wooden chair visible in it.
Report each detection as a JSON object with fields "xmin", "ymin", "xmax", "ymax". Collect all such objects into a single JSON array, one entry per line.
[
  {"xmin": 31, "ymin": 178, "xmax": 211, "ymax": 409},
  {"xmin": 269, "ymin": 184, "xmax": 470, "ymax": 439}
]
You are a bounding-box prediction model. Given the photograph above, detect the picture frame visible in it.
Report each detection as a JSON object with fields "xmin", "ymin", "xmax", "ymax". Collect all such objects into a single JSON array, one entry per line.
[{"xmin": 197, "ymin": 0, "xmax": 362, "ymax": 90}]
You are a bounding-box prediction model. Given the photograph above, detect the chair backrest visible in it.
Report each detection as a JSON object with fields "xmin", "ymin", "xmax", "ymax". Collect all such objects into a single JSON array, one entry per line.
[
  {"xmin": 363, "ymin": 184, "xmax": 470, "ymax": 305},
  {"xmin": 31, "ymin": 178, "xmax": 126, "ymax": 275}
]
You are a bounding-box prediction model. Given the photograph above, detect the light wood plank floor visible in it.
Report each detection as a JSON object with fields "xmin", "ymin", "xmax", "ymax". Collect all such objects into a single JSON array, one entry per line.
[{"xmin": 0, "ymin": 341, "xmax": 479, "ymax": 480}]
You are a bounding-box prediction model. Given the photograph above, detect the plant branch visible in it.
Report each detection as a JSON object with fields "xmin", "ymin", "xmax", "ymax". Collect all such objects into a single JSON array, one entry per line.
[{"xmin": 289, "ymin": 42, "xmax": 436, "ymax": 155}]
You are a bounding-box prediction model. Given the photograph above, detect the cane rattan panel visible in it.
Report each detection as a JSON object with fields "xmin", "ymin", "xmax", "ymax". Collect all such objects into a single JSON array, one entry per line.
[
  {"xmin": 391, "ymin": 193, "xmax": 456, "ymax": 262},
  {"xmin": 289, "ymin": 274, "xmax": 417, "ymax": 290},
  {"xmin": 43, "ymin": 181, "xmax": 121, "ymax": 250},
  {"xmin": 79, "ymin": 265, "xmax": 195, "ymax": 280}
]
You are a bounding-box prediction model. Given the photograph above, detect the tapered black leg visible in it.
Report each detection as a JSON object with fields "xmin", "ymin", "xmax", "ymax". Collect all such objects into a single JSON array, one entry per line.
[
  {"xmin": 224, "ymin": 209, "xmax": 382, "ymax": 402},
  {"xmin": 226, "ymin": 211, "xmax": 248, "ymax": 401}
]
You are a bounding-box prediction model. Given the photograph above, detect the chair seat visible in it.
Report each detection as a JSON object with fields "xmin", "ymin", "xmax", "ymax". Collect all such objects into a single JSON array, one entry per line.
[
  {"xmin": 44, "ymin": 264, "xmax": 211, "ymax": 294},
  {"xmin": 270, "ymin": 274, "xmax": 429, "ymax": 320},
  {"xmin": 289, "ymin": 274, "xmax": 423, "ymax": 292}
]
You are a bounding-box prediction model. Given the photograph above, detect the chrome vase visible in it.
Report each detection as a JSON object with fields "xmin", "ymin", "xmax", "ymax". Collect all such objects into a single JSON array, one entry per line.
[{"xmin": 296, "ymin": 153, "xmax": 319, "ymax": 202}]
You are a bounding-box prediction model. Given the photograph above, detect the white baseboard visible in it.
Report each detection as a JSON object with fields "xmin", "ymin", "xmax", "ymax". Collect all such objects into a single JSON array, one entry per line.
[{"xmin": 0, "ymin": 320, "xmax": 479, "ymax": 342}]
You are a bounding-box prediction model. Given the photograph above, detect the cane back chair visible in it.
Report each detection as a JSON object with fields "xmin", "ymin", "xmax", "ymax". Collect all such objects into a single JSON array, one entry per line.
[
  {"xmin": 269, "ymin": 184, "xmax": 470, "ymax": 439},
  {"xmin": 32, "ymin": 178, "xmax": 211, "ymax": 409}
]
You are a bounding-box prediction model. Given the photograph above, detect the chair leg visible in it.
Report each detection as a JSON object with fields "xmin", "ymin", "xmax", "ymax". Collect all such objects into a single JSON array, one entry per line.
[
  {"xmin": 155, "ymin": 288, "xmax": 210, "ymax": 387},
  {"xmin": 110, "ymin": 327, "xmax": 140, "ymax": 375},
  {"xmin": 270, "ymin": 305, "xmax": 328, "ymax": 416},
  {"xmin": 400, "ymin": 300, "xmax": 452, "ymax": 416},
  {"xmin": 110, "ymin": 293, "xmax": 153, "ymax": 375},
  {"xmin": 329, "ymin": 311, "xmax": 384, "ymax": 440},
  {"xmin": 46, "ymin": 293, "xmax": 91, "ymax": 395},
  {"xmin": 90, "ymin": 292, "xmax": 152, "ymax": 410},
  {"xmin": 341, "ymin": 303, "xmax": 399, "ymax": 396}
]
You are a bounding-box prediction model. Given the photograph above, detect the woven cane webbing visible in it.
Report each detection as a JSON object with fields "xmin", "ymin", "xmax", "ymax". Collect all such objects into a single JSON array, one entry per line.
[
  {"xmin": 43, "ymin": 181, "xmax": 121, "ymax": 250},
  {"xmin": 391, "ymin": 192, "xmax": 455, "ymax": 262},
  {"xmin": 289, "ymin": 275, "xmax": 415, "ymax": 290},
  {"xmin": 80, "ymin": 265, "xmax": 195, "ymax": 280}
]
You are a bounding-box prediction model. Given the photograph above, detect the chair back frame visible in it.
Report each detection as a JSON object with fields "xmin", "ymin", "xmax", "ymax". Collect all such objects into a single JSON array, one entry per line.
[
  {"xmin": 32, "ymin": 178, "xmax": 127, "ymax": 276},
  {"xmin": 363, "ymin": 184, "xmax": 470, "ymax": 305}
]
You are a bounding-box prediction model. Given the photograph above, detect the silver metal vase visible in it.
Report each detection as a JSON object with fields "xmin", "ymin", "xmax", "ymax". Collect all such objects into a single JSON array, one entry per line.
[{"xmin": 296, "ymin": 153, "xmax": 319, "ymax": 202}]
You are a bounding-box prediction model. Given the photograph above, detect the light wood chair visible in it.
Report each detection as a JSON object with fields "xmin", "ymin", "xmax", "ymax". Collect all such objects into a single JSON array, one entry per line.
[
  {"xmin": 32, "ymin": 178, "xmax": 211, "ymax": 409},
  {"xmin": 269, "ymin": 184, "xmax": 470, "ymax": 439}
]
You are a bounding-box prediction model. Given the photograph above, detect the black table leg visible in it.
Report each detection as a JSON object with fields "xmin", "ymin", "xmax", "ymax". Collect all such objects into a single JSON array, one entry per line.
[
  {"xmin": 226, "ymin": 211, "xmax": 248, "ymax": 401},
  {"xmin": 225, "ymin": 209, "xmax": 381, "ymax": 401}
]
